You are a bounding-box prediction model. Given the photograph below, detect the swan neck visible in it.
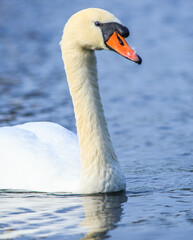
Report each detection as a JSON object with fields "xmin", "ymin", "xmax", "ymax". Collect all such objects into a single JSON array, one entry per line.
[{"xmin": 62, "ymin": 47, "xmax": 118, "ymax": 170}]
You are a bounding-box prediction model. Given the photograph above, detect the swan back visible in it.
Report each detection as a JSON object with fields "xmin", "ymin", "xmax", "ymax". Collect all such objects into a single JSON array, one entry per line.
[{"xmin": 0, "ymin": 122, "xmax": 81, "ymax": 192}]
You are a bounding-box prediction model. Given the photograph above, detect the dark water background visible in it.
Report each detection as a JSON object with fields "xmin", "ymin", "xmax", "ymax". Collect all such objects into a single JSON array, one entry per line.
[{"xmin": 0, "ymin": 0, "xmax": 193, "ymax": 239}]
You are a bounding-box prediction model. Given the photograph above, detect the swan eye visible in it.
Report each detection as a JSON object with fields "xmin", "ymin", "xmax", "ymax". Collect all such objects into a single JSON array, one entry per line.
[{"xmin": 95, "ymin": 21, "xmax": 101, "ymax": 27}]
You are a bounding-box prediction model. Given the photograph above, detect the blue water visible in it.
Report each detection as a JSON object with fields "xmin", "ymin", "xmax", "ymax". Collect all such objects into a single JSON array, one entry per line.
[{"xmin": 0, "ymin": 0, "xmax": 193, "ymax": 239}]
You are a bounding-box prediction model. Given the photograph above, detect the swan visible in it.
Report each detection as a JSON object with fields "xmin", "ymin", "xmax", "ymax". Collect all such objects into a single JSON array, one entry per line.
[{"xmin": 0, "ymin": 8, "xmax": 141, "ymax": 194}]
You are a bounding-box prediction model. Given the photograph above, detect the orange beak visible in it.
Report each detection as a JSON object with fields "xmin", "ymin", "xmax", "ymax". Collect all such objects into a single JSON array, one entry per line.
[{"xmin": 106, "ymin": 32, "xmax": 142, "ymax": 64}]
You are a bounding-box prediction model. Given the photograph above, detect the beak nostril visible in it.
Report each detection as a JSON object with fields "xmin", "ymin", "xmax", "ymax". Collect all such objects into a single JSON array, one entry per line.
[{"xmin": 117, "ymin": 34, "xmax": 124, "ymax": 46}]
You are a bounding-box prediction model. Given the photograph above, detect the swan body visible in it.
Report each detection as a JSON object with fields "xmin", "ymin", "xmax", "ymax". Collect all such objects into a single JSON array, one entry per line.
[
  {"xmin": 0, "ymin": 122, "xmax": 80, "ymax": 192},
  {"xmin": 0, "ymin": 8, "xmax": 141, "ymax": 194}
]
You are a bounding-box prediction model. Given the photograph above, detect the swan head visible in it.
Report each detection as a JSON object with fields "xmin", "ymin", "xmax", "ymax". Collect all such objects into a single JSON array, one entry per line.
[{"xmin": 61, "ymin": 8, "xmax": 142, "ymax": 64}]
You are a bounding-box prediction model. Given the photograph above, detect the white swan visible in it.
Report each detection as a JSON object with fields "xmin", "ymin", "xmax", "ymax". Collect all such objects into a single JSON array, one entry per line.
[{"xmin": 0, "ymin": 8, "xmax": 141, "ymax": 194}]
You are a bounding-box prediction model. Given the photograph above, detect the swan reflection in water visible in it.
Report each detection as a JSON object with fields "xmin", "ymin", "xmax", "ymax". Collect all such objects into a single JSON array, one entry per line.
[
  {"xmin": 80, "ymin": 192, "xmax": 127, "ymax": 240},
  {"xmin": 0, "ymin": 191, "xmax": 127, "ymax": 239}
]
